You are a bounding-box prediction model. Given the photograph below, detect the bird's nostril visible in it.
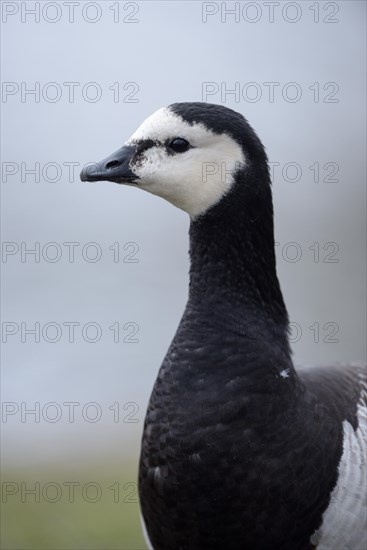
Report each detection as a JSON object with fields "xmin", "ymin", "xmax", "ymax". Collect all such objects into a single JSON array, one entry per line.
[{"xmin": 106, "ymin": 160, "xmax": 120, "ymax": 170}]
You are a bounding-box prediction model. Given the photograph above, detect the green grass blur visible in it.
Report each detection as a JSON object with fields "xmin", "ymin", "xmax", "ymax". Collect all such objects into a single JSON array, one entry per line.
[{"xmin": 1, "ymin": 461, "xmax": 148, "ymax": 550}]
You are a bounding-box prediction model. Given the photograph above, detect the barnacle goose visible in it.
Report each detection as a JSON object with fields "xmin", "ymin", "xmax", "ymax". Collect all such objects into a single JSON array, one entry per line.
[{"xmin": 81, "ymin": 103, "xmax": 367, "ymax": 550}]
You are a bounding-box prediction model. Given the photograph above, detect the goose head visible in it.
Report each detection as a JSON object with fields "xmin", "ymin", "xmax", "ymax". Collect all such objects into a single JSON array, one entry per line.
[{"xmin": 80, "ymin": 102, "xmax": 270, "ymax": 219}]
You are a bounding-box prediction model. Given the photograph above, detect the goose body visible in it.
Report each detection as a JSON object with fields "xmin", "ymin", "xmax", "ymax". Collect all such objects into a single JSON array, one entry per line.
[{"xmin": 81, "ymin": 103, "xmax": 367, "ymax": 550}]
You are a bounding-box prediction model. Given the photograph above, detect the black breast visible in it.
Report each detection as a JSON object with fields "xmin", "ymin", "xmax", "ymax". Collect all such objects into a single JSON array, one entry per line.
[{"xmin": 138, "ymin": 309, "xmax": 347, "ymax": 550}]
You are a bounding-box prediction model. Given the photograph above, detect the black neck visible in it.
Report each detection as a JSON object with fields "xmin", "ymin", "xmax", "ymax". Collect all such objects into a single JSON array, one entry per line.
[{"xmin": 188, "ymin": 166, "xmax": 289, "ymax": 335}]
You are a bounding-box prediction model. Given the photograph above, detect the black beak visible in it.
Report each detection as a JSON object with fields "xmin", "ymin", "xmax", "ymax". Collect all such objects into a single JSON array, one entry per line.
[{"xmin": 80, "ymin": 145, "xmax": 139, "ymax": 184}]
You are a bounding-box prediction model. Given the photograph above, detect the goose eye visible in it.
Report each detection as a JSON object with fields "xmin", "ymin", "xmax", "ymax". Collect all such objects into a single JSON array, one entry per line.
[{"xmin": 169, "ymin": 138, "xmax": 190, "ymax": 153}]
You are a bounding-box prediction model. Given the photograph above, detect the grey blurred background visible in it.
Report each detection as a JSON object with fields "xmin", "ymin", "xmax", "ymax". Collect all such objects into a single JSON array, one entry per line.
[{"xmin": 1, "ymin": 1, "xmax": 366, "ymax": 548}]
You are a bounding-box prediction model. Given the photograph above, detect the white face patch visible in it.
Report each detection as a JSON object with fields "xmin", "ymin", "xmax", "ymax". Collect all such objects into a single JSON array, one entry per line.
[{"xmin": 125, "ymin": 107, "xmax": 246, "ymax": 218}]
